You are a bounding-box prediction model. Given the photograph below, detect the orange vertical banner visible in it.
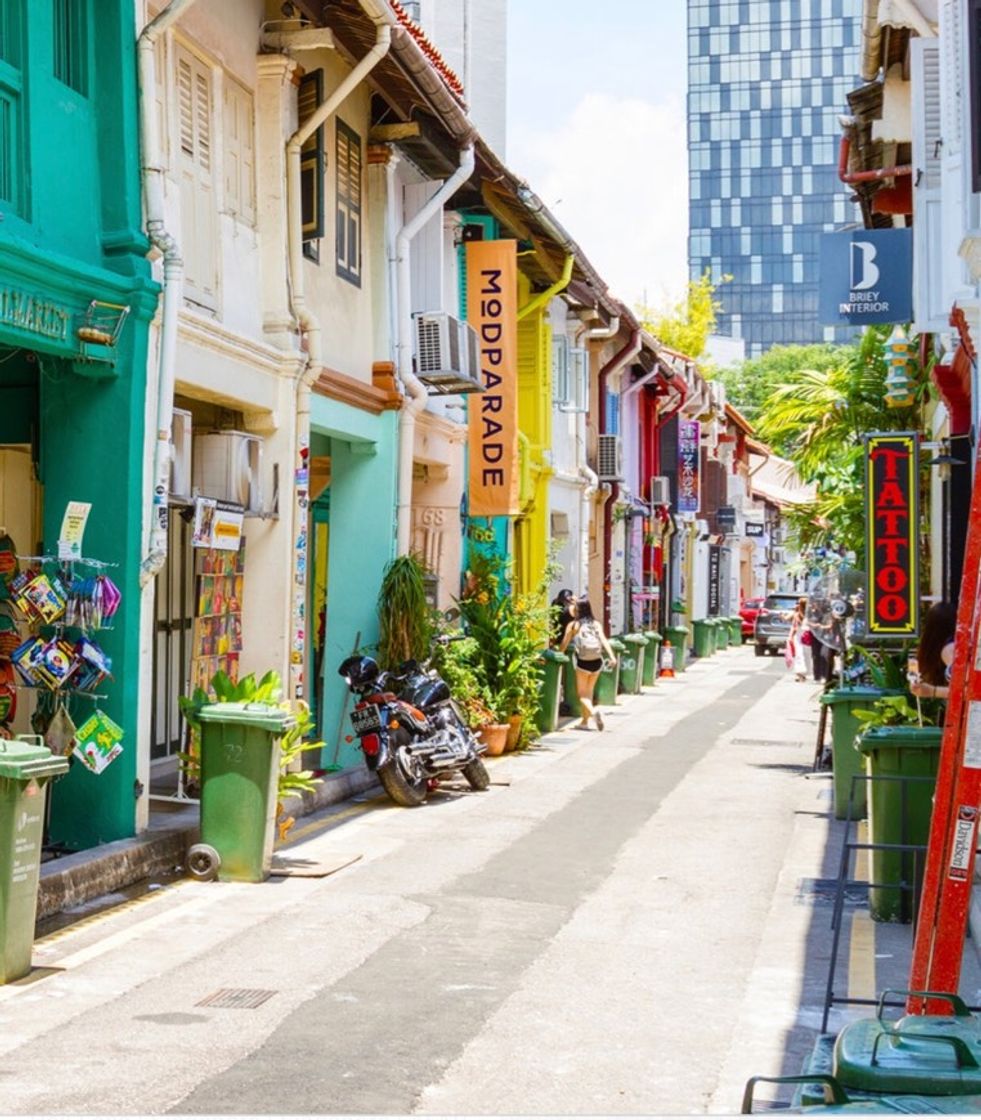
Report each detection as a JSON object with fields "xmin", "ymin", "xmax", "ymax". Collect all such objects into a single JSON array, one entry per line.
[{"xmin": 466, "ymin": 239, "xmax": 519, "ymax": 517}]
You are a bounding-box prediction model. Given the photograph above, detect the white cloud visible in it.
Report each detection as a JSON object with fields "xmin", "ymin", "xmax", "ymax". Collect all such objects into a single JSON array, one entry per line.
[{"xmin": 508, "ymin": 91, "xmax": 689, "ymax": 315}]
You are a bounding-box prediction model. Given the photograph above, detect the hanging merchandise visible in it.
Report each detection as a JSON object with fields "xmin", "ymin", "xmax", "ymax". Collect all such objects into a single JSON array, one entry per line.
[
  {"xmin": 0, "ymin": 533, "xmax": 19, "ymax": 598},
  {"xmin": 11, "ymin": 570, "xmax": 67, "ymax": 626},
  {"xmin": 44, "ymin": 702, "xmax": 77, "ymax": 758},
  {"xmin": 73, "ymin": 709, "xmax": 124, "ymax": 774},
  {"xmin": 0, "ymin": 661, "xmax": 17, "ymax": 725}
]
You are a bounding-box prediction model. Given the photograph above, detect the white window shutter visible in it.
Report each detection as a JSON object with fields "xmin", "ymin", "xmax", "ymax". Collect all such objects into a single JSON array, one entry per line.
[
  {"xmin": 175, "ymin": 45, "xmax": 217, "ymax": 307},
  {"xmin": 223, "ymin": 79, "xmax": 255, "ymax": 226},
  {"xmin": 405, "ymin": 181, "xmax": 443, "ymax": 312},
  {"xmin": 568, "ymin": 347, "xmax": 589, "ymax": 414},
  {"xmin": 941, "ymin": 0, "xmax": 964, "ymax": 158},
  {"xmin": 551, "ymin": 335, "xmax": 569, "ymax": 405},
  {"xmin": 911, "ymin": 37, "xmax": 947, "ymax": 332}
]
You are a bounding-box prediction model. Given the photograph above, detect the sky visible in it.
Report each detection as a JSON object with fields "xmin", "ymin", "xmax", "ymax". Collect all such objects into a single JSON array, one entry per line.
[{"xmin": 505, "ymin": 2, "xmax": 689, "ymax": 317}]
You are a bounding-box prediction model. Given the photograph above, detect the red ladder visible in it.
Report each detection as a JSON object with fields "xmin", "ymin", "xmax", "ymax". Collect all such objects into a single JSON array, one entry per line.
[{"xmin": 908, "ymin": 433, "xmax": 981, "ymax": 1011}]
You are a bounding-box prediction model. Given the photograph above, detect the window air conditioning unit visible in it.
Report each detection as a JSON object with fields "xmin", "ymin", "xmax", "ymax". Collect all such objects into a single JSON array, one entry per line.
[
  {"xmin": 192, "ymin": 430, "xmax": 263, "ymax": 514},
  {"xmin": 596, "ymin": 434, "xmax": 623, "ymax": 481},
  {"xmin": 170, "ymin": 408, "xmax": 193, "ymax": 501},
  {"xmin": 649, "ymin": 476, "xmax": 670, "ymax": 506},
  {"xmin": 412, "ymin": 311, "xmax": 482, "ymax": 394}
]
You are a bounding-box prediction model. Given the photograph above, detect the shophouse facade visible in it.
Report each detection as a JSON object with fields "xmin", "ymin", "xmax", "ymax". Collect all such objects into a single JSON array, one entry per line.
[{"xmin": 0, "ymin": 0, "xmax": 158, "ymax": 850}]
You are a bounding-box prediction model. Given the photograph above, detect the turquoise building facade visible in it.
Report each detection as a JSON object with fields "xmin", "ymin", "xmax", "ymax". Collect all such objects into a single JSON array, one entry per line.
[{"xmin": 1, "ymin": 1, "xmax": 157, "ymax": 849}]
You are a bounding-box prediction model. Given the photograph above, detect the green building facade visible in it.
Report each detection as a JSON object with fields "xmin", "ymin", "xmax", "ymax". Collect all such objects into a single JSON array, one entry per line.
[{"xmin": 1, "ymin": 1, "xmax": 157, "ymax": 849}]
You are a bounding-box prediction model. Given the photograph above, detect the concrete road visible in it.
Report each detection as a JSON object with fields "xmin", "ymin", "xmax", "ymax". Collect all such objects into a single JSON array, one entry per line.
[{"xmin": 0, "ymin": 648, "xmax": 963, "ymax": 1114}]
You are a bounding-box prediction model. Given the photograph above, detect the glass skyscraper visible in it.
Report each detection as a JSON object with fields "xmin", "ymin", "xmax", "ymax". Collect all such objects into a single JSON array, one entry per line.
[{"xmin": 687, "ymin": 0, "xmax": 862, "ymax": 357}]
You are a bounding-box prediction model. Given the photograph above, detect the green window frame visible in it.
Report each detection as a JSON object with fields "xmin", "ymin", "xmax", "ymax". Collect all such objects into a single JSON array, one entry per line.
[
  {"xmin": 0, "ymin": 0, "xmax": 23, "ymax": 214},
  {"xmin": 299, "ymin": 70, "xmax": 325, "ymax": 245},
  {"xmin": 335, "ymin": 118, "xmax": 362, "ymax": 287},
  {"xmin": 53, "ymin": 0, "xmax": 88, "ymax": 96}
]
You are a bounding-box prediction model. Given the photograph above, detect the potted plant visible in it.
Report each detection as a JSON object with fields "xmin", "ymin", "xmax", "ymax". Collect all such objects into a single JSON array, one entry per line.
[{"xmin": 376, "ymin": 554, "xmax": 431, "ymax": 671}]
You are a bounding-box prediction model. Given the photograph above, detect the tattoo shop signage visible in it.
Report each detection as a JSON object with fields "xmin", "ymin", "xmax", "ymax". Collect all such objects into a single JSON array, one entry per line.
[
  {"xmin": 466, "ymin": 239, "xmax": 519, "ymax": 517},
  {"xmin": 677, "ymin": 419, "xmax": 700, "ymax": 514},
  {"xmin": 865, "ymin": 432, "xmax": 919, "ymax": 637}
]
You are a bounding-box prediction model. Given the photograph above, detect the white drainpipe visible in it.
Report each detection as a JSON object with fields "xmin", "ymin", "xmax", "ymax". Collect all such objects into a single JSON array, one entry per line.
[
  {"xmin": 283, "ymin": 3, "xmax": 394, "ymax": 700},
  {"xmin": 394, "ymin": 144, "xmax": 475, "ymax": 555},
  {"xmin": 137, "ymin": 0, "xmax": 201, "ymax": 585}
]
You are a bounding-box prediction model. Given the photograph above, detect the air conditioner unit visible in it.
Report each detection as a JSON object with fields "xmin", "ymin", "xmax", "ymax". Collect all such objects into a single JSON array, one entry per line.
[
  {"xmin": 596, "ymin": 434, "xmax": 623, "ymax": 481},
  {"xmin": 412, "ymin": 311, "xmax": 483, "ymax": 394},
  {"xmin": 649, "ymin": 476, "xmax": 670, "ymax": 506},
  {"xmin": 192, "ymin": 430, "xmax": 263, "ymax": 514},
  {"xmin": 170, "ymin": 408, "xmax": 192, "ymax": 500}
]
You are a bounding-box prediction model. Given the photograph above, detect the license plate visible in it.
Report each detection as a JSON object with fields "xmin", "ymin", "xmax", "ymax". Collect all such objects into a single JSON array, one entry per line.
[{"xmin": 351, "ymin": 704, "xmax": 382, "ymax": 735}]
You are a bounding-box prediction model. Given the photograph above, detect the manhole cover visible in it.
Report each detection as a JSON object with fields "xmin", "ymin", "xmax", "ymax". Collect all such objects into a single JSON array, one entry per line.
[
  {"xmin": 796, "ymin": 877, "xmax": 868, "ymax": 908},
  {"xmin": 196, "ymin": 988, "xmax": 276, "ymax": 1009}
]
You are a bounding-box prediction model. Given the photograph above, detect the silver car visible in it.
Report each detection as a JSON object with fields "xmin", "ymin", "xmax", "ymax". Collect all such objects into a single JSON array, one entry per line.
[{"xmin": 754, "ymin": 593, "xmax": 800, "ymax": 656}]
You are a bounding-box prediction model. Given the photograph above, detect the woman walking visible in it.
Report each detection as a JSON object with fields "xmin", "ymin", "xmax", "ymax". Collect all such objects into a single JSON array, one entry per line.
[
  {"xmin": 788, "ymin": 596, "xmax": 812, "ymax": 682},
  {"xmin": 559, "ymin": 595, "xmax": 617, "ymax": 731}
]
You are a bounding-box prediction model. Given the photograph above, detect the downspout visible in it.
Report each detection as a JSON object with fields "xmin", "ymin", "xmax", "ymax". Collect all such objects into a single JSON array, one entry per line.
[
  {"xmin": 517, "ymin": 253, "xmax": 574, "ymax": 322},
  {"xmin": 394, "ymin": 144, "xmax": 475, "ymax": 555},
  {"xmin": 577, "ymin": 319, "xmax": 619, "ymax": 591},
  {"xmin": 137, "ymin": 0, "xmax": 202, "ymax": 585},
  {"xmin": 598, "ymin": 329, "xmax": 642, "ymax": 630},
  {"xmin": 285, "ymin": 2, "xmax": 394, "ymax": 699},
  {"xmin": 837, "ymin": 132, "xmax": 911, "ymax": 183}
]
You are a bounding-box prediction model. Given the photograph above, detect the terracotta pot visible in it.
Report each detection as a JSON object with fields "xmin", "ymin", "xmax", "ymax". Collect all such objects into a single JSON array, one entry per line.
[
  {"xmin": 477, "ymin": 722, "xmax": 509, "ymax": 757},
  {"xmin": 505, "ymin": 714, "xmax": 523, "ymax": 751}
]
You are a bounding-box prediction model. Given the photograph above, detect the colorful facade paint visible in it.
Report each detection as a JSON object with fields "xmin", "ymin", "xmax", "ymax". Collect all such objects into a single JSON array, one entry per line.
[{"xmin": 1, "ymin": 0, "xmax": 158, "ymax": 849}]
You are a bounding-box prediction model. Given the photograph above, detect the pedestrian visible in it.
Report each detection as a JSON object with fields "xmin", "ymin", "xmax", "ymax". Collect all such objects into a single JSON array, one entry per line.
[
  {"xmin": 910, "ymin": 601, "xmax": 956, "ymax": 702},
  {"xmin": 551, "ymin": 588, "xmax": 577, "ymax": 648},
  {"xmin": 788, "ymin": 596, "xmax": 812, "ymax": 682},
  {"xmin": 559, "ymin": 595, "xmax": 617, "ymax": 731},
  {"xmin": 807, "ymin": 597, "xmax": 836, "ymax": 682}
]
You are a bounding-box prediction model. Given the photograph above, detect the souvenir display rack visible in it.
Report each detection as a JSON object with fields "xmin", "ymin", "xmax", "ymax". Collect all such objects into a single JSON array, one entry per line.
[{"xmin": 0, "ymin": 542, "xmax": 123, "ymax": 775}]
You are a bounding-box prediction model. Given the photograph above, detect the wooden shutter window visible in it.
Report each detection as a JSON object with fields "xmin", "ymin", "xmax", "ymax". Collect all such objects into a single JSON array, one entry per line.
[
  {"xmin": 223, "ymin": 78, "xmax": 255, "ymax": 225},
  {"xmin": 175, "ymin": 45, "xmax": 217, "ymax": 307},
  {"xmin": 335, "ymin": 118, "xmax": 362, "ymax": 286},
  {"xmin": 298, "ymin": 70, "xmax": 324, "ymax": 241}
]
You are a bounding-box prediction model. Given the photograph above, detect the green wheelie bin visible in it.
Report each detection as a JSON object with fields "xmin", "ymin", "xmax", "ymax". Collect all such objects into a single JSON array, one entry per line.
[
  {"xmin": 727, "ymin": 616, "xmax": 743, "ymax": 646},
  {"xmin": 562, "ymin": 655, "xmax": 582, "ymax": 719},
  {"xmin": 692, "ymin": 618, "xmax": 714, "ymax": 657},
  {"xmin": 642, "ymin": 631, "xmax": 662, "ymax": 687},
  {"xmin": 0, "ymin": 737, "xmax": 69, "ymax": 983},
  {"xmin": 819, "ymin": 686, "xmax": 901, "ymax": 821},
  {"xmin": 595, "ymin": 638, "xmax": 625, "ymax": 706},
  {"xmin": 535, "ymin": 648, "xmax": 568, "ymax": 733},
  {"xmin": 857, "ymin": 725, "xmax": 942, "ymax": 922},
  {"xmin": 618, "ymin": 633, "xmax": 648, "ymax": 694},
  {"xmin": 190, "ymin": 702, "xmax": 296, "ymax": 883},
  {"xmin": 663, "ymin": 625, "xmax": 689, "ymax": 673},
  {"xmin": 714, "ymin": 617, "xmax": 730, "ymax": 650}
]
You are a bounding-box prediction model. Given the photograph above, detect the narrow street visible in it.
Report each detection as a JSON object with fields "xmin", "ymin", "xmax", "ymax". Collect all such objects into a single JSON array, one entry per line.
[{"xmin": 0, "ymin": 648, "xmax": 938, "ymax": 1116}]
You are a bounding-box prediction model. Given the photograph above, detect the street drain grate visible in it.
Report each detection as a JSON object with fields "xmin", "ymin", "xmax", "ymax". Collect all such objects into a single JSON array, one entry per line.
[
  {"xmin": 796, "ymin": 877, "xmax": 868, "ymax": 908},
  {"xmin": 196, "ymin": 988, "xmax": 277, "ymax": 1009},
  {"xmin": 731, "ymin": 738, "xmax": 807, "ymax": 748}
]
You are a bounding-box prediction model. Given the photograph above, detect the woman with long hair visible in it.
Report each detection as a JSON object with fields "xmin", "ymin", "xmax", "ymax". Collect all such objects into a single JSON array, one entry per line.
[
  {"xmin": 551, "ymin": 588, "xmax": 577, "ymax": 648},
  {"xmin": 559, "ymin": 596, "xmax": 617, "ymax": 731},
  {"xmin": 788, "ymin": 596, "xmax": 812, "ymax": 682},
  {"xmin": 910, "ymin": 601, "xmax": 956, "ymax": 701}
]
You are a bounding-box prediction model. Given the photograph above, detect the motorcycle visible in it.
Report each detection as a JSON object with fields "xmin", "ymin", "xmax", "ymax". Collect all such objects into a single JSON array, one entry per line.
[{"xmin": 338, "ymin": 636, "xmax": 490, "ymax": 807}]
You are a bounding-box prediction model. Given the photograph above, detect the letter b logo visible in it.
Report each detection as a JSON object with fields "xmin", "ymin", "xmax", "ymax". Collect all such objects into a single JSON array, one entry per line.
[{"xmin": 850, "ymin": 241, "xmax": 879, "ymax": 291}]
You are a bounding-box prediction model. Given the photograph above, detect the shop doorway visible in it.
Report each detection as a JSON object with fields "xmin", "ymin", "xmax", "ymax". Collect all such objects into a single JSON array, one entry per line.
[{"xmin": 150, "ymin": 512, "xmax": 194, "ymax": 779}]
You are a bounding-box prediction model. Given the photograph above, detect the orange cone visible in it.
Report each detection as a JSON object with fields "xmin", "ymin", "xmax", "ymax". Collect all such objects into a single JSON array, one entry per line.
[{"xmin": 659, "ymin": 639, "xmax": 675, "ymax": 678}]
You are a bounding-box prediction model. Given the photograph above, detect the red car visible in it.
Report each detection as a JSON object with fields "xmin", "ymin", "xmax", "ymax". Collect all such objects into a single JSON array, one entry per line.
[{"xmin": 739, "ymin": 597, "xmax": 764, "ymax": 640}]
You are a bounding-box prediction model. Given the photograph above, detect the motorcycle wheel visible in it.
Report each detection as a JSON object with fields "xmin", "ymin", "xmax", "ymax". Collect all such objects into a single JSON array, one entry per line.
[
  {"xmin": 378, "ymin": 732, "xmax": 427, "ymax": 807},
  {"xmin": 461, "ymin": 758, "xmax": 490, "ymax": 791}
]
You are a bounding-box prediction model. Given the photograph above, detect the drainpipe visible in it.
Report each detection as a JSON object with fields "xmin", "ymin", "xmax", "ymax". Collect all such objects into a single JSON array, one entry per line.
[
  {"xmin": 137, "ymin": 0, "xmax": 202, "ymax": 585},
  {"xmin": 837, "ymin": 133, "xmax": 911, "ymax": 184},
  {"xmin": 598, "ymin": 329, "xmax": 641, "ymax": 630},
  {"xmin": 585, "ymin": 314, "xmax": 620, "ymax": 341},
  {"xmin": 517, "ymin": 253, "xmax": 574, "ymax": 322},
  {"xmin": 394, "ymin": 144, "xmax": 475, "ymax": 555},
  {"xmin": 284, "ymin": 1, "xmax": 394, "ymax": 699}
]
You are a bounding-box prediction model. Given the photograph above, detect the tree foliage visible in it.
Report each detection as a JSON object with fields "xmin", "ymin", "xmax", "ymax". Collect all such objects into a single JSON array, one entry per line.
[{"xmin": 637, "ymin": 272, "xmax": 725, "ymax": 360}]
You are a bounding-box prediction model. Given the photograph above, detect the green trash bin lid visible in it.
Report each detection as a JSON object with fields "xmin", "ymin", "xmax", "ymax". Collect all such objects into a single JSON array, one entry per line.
[
  {"xmin": 834, "ymin": 1012, "xmax": 981, "ymax": 1096},
  {"xmin": 856, "ymin": 725, "xmax": 944, "ymax": 755},
  {"xmin": 540, "ymin": 648, "xmax": 569, "ymax": 663},
  {"xmin": 820, "ymin": 687, "xmax": 902, "ymax": 707},
  {"xmin": 197, "ymin": 701, "xmax": 296, "ymax": 733},
  {"xmin": 0, "ymin": 736, "xmax": 69, "ymax": 780},
  {"xmin": 623, "ymin": 633, "xmax": 648, "ymax": 645},
  {"xmin": 608, "ymin": 638, "xmax": 626, "ymax": 651},
  {"xmin": 644, "ymin": 630, "xmax": 662, "ymax": 641}
]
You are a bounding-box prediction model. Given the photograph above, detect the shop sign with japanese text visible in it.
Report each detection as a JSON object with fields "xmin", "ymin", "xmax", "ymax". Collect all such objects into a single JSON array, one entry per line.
[
  {"xmin": 466, "ymin": 239, "xmax": 519, "ymax": 517},
  {"xmin": 865, "ymin": 432, "xmax": 919, "ymax": 637},
  {"xmin": 677, "ymin": 420, "xmax": 700, "ymax": 514}
]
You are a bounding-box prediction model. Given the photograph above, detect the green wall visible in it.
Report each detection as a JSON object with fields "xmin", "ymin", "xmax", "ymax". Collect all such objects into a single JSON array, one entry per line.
[{"xmin": 310, "ymin": 397, "xmax": 398, "ymax": 771}]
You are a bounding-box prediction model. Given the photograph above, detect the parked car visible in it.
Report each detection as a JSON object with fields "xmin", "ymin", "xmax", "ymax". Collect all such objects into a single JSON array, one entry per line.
[
  {"xmin": 754, "ymin": 593, "xmax": 800, "ymax": 656},
  {"xmin": 739, "ymin": 597, "xmax": 764, "ymax": 640}
]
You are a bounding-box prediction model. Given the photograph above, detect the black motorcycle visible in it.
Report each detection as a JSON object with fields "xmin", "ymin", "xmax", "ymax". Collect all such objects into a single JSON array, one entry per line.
[{"xmin": 338, "ymin": 638, "xmax": 490, "ymax": 806}]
